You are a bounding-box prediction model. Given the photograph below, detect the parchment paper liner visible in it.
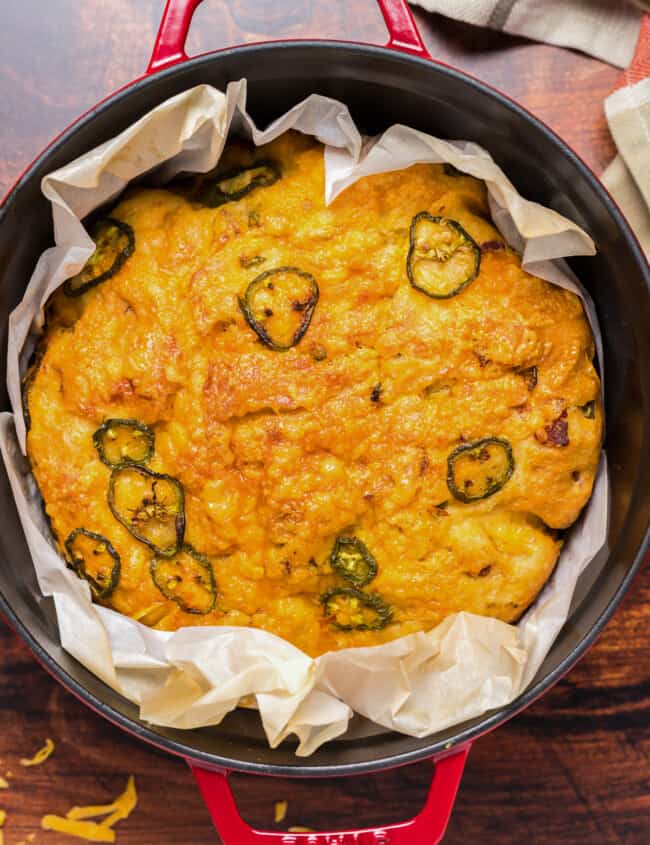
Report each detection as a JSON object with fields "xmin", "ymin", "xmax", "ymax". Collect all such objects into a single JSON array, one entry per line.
[{"xmin": 0, "ymin": 81, "xmax": 607, "ymax": 756}]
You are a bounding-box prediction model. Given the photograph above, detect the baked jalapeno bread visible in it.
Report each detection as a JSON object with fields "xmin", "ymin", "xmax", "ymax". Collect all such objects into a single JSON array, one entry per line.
[{"xmin": 25, "ymin": 131, "xmax": 602, "ymax": 656}]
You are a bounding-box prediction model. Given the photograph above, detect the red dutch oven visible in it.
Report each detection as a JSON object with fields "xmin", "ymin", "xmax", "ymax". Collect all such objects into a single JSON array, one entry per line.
[{"xmin": 1, "ymin": 1, "xmax": 649, "ymax": 842}]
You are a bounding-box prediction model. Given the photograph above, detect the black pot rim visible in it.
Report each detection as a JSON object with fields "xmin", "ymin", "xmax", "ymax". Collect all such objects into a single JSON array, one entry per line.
[{"xmin": 1, "ymin": 40, "xmax": 649, "ymax": 778}]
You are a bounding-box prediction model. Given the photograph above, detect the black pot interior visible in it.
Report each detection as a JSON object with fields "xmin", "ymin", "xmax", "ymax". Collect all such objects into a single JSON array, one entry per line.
[{"xmin": 1, "ymin": 43, "xmax": 649, "ymax": 776}]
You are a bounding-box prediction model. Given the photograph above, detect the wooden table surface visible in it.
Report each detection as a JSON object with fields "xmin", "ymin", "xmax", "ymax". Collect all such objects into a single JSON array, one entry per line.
[{"xmin": 1, "ymin": 2, "xmax": 647, "ymax": 844}]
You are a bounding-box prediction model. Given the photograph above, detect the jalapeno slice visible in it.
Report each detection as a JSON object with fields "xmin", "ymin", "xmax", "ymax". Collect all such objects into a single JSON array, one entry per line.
[
  {"xmin": 580, "ymin": 400, "xmax": 596, "ymax": 419},
  {"xmin": 64, "ymin": 218, "xmax": 135, "ymax": 297},
  {"xmin": 21, "ymin": 345, "xmax": 45, "ymax": 433},
  {"xmin": 447, "ymin": 437, "xmax": 515, "ymax": 503},
  {"xmin": 151, "ymin": 544, "xmax": 217, "ymax": 615},
  {"xmin": 93, "ymin": 419, "xmax": 154, "ymax": 469},
  {"xmin": 330, "ymin": 535, "xmax": 378, "ymax": 587},
  {"xmin": 22, "ymin": 370, "xmax": 36, "ymax": 432},
  {"xmin": 196, "ymin": 160, "xmax": 281, "ymax": 207},
  {"xmin": 108, "ymin": 466, "xmax": 184, "ymax": 557},
  {"xmin": 321, "ymin": 587, "xmax": 393, "ymax": 631},
  {"xmin": 407, "ymin": 212, "xmax": 480, "ymax": 299},
  {"xmin": 64, "ymin": 528, "xmax": 120, "ymax": 599},
  {"xmin": 239, "ymin": 266, "xmax": 319, "ymax": 351}
]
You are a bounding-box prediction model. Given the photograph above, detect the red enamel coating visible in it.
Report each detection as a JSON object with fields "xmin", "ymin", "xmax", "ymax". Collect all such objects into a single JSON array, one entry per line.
[
  {"xmin": 191, "ymin": 748, "xmax": 469, "ymax": 844},
  {"xmin": 147, "ymin": 0, "xmax": 430, "ymax": 73},
  {"xmin": 376, "ymin": 0, "xmax": 430, "ymax": 57},
  {"xmin": 147, "ymin": 0, "xmax": 203, "ymax": 73}
]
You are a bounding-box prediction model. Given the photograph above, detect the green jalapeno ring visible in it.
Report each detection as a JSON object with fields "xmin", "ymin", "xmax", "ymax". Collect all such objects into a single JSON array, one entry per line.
[
  {"xmin": 150, "ymin": 544, "xmax": 217, "ymax": 615},
  {"xmin": 580, "ymin": 400, "xmax": 596, "ymax": 419},
  {"xmin": 63, "ymin": 217, "xmax": 135, "ymax": 298},
  {"xmin": 407, "ymin": 211, "xmax": 481, "ymax": 300},
  {"xmin": 196, "ymin": 159, "xmax": 281, "ymax": 208},
  {"xmin": 108, "ymin": 465, "xmax": 185, "ymax": 558},
  {"xmin": 64, "ymin": 527, "xmax": 121, "ymax": 599},
  {"xmin": 238, "ymin": 266, "xmax": 320, "ymax": 352},
  {"xmin": 21, "ymin": 344, "xmax": 46, "ymax": 433},
  {"xmin": 320, "ymin": 587, "xmax": 393, "ymax": 631},
  {"xmin": 330, "ymin": 535, "xmax": 378, "ymax": 588},
  {"xmin": 93, "ymin": 418, "xmax": 155, "ymax": 469},
  {"xmin": 447, "ymin": 436, "xmax": 515, "ymax": 503}
]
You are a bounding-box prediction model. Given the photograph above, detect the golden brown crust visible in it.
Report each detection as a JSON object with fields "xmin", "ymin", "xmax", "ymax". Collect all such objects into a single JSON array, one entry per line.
[{"xmin": 26, "ymin": 131, "xmax": 602, "ymax": 656}]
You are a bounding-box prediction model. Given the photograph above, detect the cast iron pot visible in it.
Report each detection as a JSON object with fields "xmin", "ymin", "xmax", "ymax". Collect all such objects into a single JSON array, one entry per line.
[{"xmin": 1, "ymin": 0, "xmax": 649, "ymax": 841}]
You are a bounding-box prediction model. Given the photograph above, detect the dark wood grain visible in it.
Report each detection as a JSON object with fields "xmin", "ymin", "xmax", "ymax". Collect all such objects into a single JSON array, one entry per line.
[{"xmin": 0, "ymin": 2, "xmax": 645, "ymax": 844}]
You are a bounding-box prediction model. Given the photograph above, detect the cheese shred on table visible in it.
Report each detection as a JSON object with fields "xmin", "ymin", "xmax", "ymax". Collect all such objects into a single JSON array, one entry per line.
[
  {"xmin": 41, "ymin": 776, "xmax": 137, "ymax": 842},
  {"xmin": 41, "ymin": 816, "xmax": 116, "ymax": 843},
  {"xmin": 274, "ymin": 801, "xmax": 288, "ymax": 823},
  {"xmin": 20, "ymin": 738, "xmax": 55, "ymax": 767}
]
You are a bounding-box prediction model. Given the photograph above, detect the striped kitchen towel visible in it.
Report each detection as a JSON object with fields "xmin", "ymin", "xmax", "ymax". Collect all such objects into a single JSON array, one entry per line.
[
  {"xmin": 603, "ymin": 14, "xmax": 650, "ymax": 256},
  {"xmin": 413, "ymin": 0, "xmax": 644, "ymax": 67}
]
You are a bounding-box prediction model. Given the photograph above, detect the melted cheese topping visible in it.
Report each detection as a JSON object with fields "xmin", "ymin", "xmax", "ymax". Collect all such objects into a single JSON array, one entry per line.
[{"xmin": 26, "ymin": 132, "xmax": 602, "ymax": 656}]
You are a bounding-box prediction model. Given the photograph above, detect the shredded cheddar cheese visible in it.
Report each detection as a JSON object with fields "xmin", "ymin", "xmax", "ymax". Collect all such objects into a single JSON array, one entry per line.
[
  {"xmin": 21, "ymin": 739, "xmax": 55, "ymax": 768},
  {"xmin": 41, "ymin": 816, "xmax": 115, "ymax": 843},
  {"xmin": 45, "ymin": 776, "xmax": 138, "ymax": 842},
  {"xmin": 0, "ymin": 744, "xmax": 136, "ymax": 845},
  {"xmin": 66, "ymin": 777, "xmax": 137, "ymax": 826},
  {"xmin": 274, "ymin": 801, "xmax": 288, "ymax": 824},
  {"xmin": 66, "ymin": 805, "xmax": 118, "ymax": 822},
  {"xmin": 97, "ymin": 777, "xmax": 137, "ymax": 829},
  {"xmin": 288, "ymin": 827, "xmax": 314, "ymax": 833}
]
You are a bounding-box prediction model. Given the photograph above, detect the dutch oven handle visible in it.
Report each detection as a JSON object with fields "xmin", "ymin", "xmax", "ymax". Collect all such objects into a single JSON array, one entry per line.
[
  {"xmin": 148, "ymin": 1, "xmax": 457, "ymax": 842},
  {"xmin": 190, "ymin": 748, "xmax": 469, "ymax": 844},
  {"xmin": 147, "ymin": 0, "xmax": 431, "ymax": 73}
]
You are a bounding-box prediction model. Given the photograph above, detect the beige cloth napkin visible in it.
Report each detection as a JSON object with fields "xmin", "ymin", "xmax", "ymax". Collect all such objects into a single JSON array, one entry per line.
[
  {"xmin": 412, "ymin": 1, "xmax": 650, "ymax": 258},
  {"xmin": 603, "ymin": 17, "xmax": 650, "ymax": 257}
]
